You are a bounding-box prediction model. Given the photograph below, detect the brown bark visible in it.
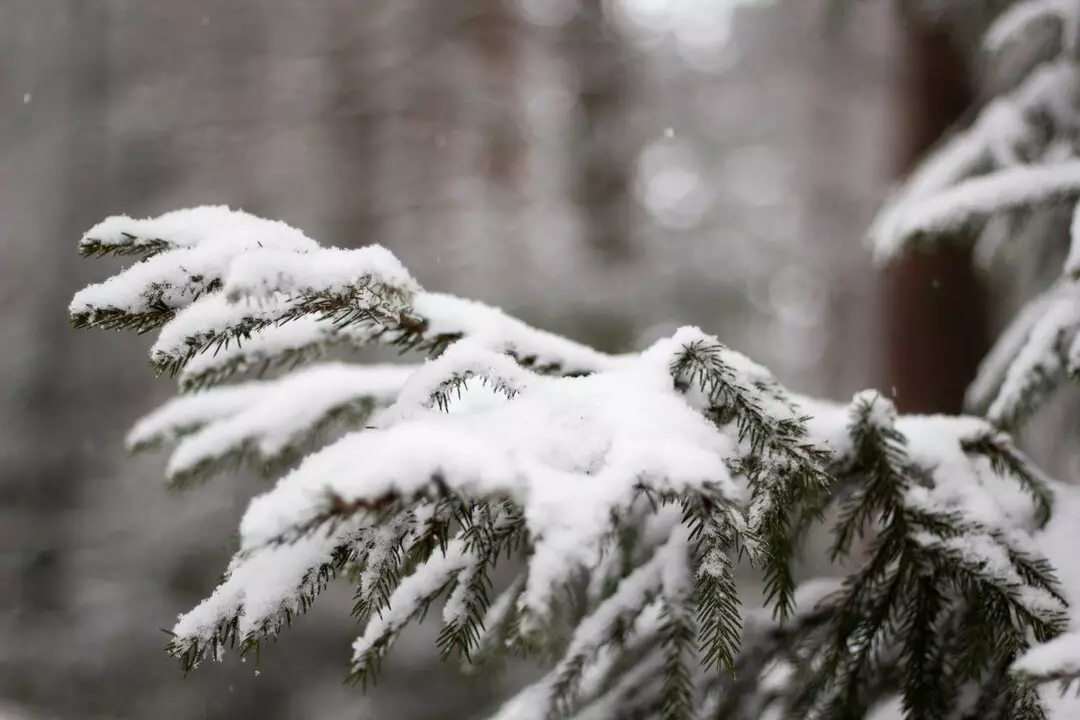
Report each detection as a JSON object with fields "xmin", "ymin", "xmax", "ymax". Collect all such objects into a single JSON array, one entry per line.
[{"xmin": 880, "ymin": 4, "xmax": 989, "ymax": 414}]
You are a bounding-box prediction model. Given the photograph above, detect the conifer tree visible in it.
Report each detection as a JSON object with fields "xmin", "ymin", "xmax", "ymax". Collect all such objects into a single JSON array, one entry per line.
[{"xmin": 67, "ymin": 2, "xmax": 1080, "ymax": 718}]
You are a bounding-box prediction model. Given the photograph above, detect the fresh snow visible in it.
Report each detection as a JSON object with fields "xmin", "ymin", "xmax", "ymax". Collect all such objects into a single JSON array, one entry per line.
[
  {"xmin": 164, "ymin": 363, "xmax": 413, "ymax": 481},
  {"xmin": 910, "ymin": 530, "xmax": 1063, "ymax": 620},
  {"xmin": 80, "ymin": 205, "xmax": 319, "ymax": 255},
  {"xmin": 172, "ymin": 518, "xmax": 362, "ymax": 648},
  {"xmin": 232, "ymin": 332, "xmax": 740, "ymax": 625},
  {"xmin": 414, "ymin": 292, "xmax": 624, "ymax": 376},
  {"xmin": 989, "ymin": 284, "xmax": 1080, "ymax": 426},
  {"xmin": 872, "ymin": 162, "xmax": 1080, "ymax": 262},
  {"xmin": 967, "ymin": 287, "xmax": 1059, "ymax": 412},
  {"xmin": 352, "ymin": 539, "xmax": 472, "ymax": 669},
  {"xmin": 986, "ymin": 0, "xmax": 1080, "ymax": 53},
  {"xmin": 491, "ymin": 526, "xmax": 685, "ymax": 720},
  {"xmin": 1018, "ymin": 487, "xmax": 1080, "ymax": 704},
  {"xmin": 870, "ymin": 60, "xmax": 1080, "ymax": 264},
  {"xmin": 72, "ymin": 207, "xmax": 321, "ymax": 320},
  {"xmin": 372, "ymin": 339, "xmax": 533, "ymax": 427},
  {"xmin": 900, "ymin": 414, "xmax": 1041, "ymax": 531},
  {"xmin": 127, "ymin": 382, "xmax": 268, "ymax": 450},
  {"xmin": 150, "ymin": 293, "xmax": 290, "ymax": 366},
  {"xmin": 223, "ymin": 245, "xmax": 418, "ymax": 302},
  {"xmin": 1015, "ymin": 630, "xmax": 1080, "ymax": 681},
  {"xmin": 176, "ymin": 315, "xmax": 349, "ymax": 390}
]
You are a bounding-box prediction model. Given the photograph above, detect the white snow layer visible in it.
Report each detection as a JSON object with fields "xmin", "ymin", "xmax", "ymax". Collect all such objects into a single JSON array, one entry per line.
[
  {"xmin": 989, "ymin": 284, "xmax": 1080, "ymax": 425},
  {"xmin": 986, "ymin": 0, "xmax": 1080, "ymax": 53},
  {"xmin": 414, "ymin": 292, "xmax": 623, "ymax": 375},
  {"xmin": 127, "ymin": 382, "xmax": 268, "ymax": 450},
  {"xmin": 80, "ymin": 205, "xmax": 319, "ymax": 254},
  {"xmin": 869, "ymin": 60, "xmax": 1080, "ymax": 264},
  {"xmin": 72, "ymin": 206, "xmax": 321, "ymax": 318},
  {"xmin": 164, "ymin": 363, "xmax": 414, "ymax": 480},
  {"xmin": 234, "ymin": 331, "xmax": 741, "ymax": 620},
  {"xmin": 872, "ymin": 162, "xmax": 1080, "ymax": 262},
  {"xmin": 223, "ymin": 245, "xmax": 418, "ymax": 301},
  {"xmin": 172, "ymin": 517, "xmax": 362, "ymax": 646},
  {"xmin": 1016, "ymin": 487, "xmax": 1080, "ymax": 717}
]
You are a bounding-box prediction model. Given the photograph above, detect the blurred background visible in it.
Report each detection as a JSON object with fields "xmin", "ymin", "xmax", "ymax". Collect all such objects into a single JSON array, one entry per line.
[{"xmin": 0, "ymin": 0, "xmax": 1022, "ymax": 717}]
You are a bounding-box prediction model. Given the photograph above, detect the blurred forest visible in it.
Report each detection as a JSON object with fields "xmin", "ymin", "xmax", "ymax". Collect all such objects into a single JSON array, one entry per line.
[{"xmin": 0, "ymin": 0, "xmax": 948, "ymax": 718}]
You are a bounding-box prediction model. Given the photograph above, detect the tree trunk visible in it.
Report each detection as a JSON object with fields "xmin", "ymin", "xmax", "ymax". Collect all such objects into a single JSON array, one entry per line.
[{"xmin": 880, "ymin": 3, "xmax": 989, "ymax": 414}]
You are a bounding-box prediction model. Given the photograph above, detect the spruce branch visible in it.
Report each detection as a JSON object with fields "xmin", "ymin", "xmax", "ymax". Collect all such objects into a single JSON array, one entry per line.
[
  {"xmin": 438, "ymin": 502, "xmax": 527, "ymax": 662},
  {"xmin": 960, "ymin": 430, "xmax": 1055, "ymax": 527},
  {"xmin": 788, "ymin": 392, "xmax": 1067, "ymax": 720},
  {"xmin": 669, "ymin": 337, "xmax": 832, "ymax": 620},
  {"xmin": 350, "ymin": 537, "xmax": 472, "ymax": 688},
  {"xmin": 657, "ymin": 529, "xmax": 697, "ymax": 720},
  {"xmin": 69, "ymin": 204, "xmax": 1078, "ymax": 720},
  {"xmin": 167, "ymin": 527, "xmax": 362, "ymax": 673},
  {"xmin": 79, "ymin": 230, "xmax": 173, "ymax": 259}
]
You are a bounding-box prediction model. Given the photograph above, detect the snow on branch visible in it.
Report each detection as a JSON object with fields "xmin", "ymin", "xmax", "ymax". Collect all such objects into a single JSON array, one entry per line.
[
  {"xmin": 986, "ymin": 0, "xmax": 1080, "ymax": 54},
  {"xmin": 372, "ymin": 339, "xmax": 534, "ymax": 427},
  {"xmin": 967, "ymin": 286, "xmax": 1060, "ymax": 414},
  {"xmin": 71, "ymin": 203, "xmax": 1071, "ymax": 718},
  {"xmin": 492, "ymin": 520, "xmax": 687, "ymax": 720},
  {"xmin": 73, "ymin": 208, "xmax": 618, "ymax": 390},
  {"xmin": 866, "ymin": 30, "xmax": 1080, "ymax": 437},
  {"xmin": 667, "ymin": 329, "xmax": 833, "ymax": 619},
  {"xmin": 946, "ymin": 278, "xmax": 1080, "ymax": 433},
  {"xmin": 157, "ymin": 329, "xmax": 753, "ymax": 686},
  {"xmin": 126, "ymin": 382, "xmax": 268, "ymax": 452},
  {"xmin": 128, "ymin": 363, "xmax": 414, "ymax": 487},
  {"xmin": 168, "ymin": 516, "xmax": 364, "ymax": 670},
  {"xmin": 71, "ymin": 207, "xmax": 322, "ymax": 332},
  {"xmin": 413, "ymin": 292, "xmax": 621, "ymax": 377},
  {"xmin": 232, "ymin": 330, "xmax": 741, "ymax": 584},
  {"xmin": 77, "ymin": 205, "xmax": 316, "ymax": 258},
  {"xmin": 351, "ymin": 536, "xmax": 474, "ymax": 684},
  {"xmin": 869, "ymin": 59, "xmax": 1080, "ymax": 264},
  {"xmin": 175, "ymin": 316, "xmax": 366, "ymax": 392},
  {"xmin": 1013, "ymin": 630, "xmax": 1080, "ymax": 685},
  {"xmin": 988, "ymin": 283, "xmax": 1080, "ymax": 429},
  {"xmin": 71, "ymin": 207, "xmax": 417, "ymax": 386},
  {"xmin": 871, "ymin": 162, "xmax": 1080, "ymax": 262},
  {"xmin": 786, "ymin": 392, "xmax": 1065, "ymax": 720}
]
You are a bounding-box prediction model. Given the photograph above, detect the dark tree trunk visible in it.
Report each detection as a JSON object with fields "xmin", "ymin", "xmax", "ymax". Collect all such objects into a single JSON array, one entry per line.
[{"xmin": 880, "ymin": 3, "xmax": 989, "ymax": 414}]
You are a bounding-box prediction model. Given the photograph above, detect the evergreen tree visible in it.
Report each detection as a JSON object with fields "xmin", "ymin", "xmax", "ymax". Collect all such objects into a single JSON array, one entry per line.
[{"xmin": 67, "ymin": 2, "xmax": 1080, "ymax": 718}]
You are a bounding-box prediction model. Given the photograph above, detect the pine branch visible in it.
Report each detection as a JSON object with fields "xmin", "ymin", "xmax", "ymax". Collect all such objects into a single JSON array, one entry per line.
[
  {"xmin": 960, "ymin": 430, "xmax": 1055, "ymax": 527},
  {"xmin": 680, "ymin": 489, "xmax": 744, "ymax": 674},
  {"xmin": 788, "ymin": 392, "xmax": 1067, "ymax": 720},
  {"xmin": 986, "ymin": 285, "xmax": 1080, "ymax": 430},
  {"xmin": 350, "ymin": 538, "xmax": 472, "ymax": 688},
  {"xmin": 871, "ymin": 162, "xmax": 1080, "ymax": 258},
  {"xmin": 657, "ymin": 527, "xmax": 696, "ymax": 720},
  {"xmin": 539, "ymin": 531, "xmax": 677, "ymax": 719},
  {"xmin": 351, "ymin": 510, "xmax": 416, "ymax": 627},
  {"xmin": 669, "ymin": 334, "xmax": 831, "ymax": 620},
  {"xmin": 702, "ymin": 583, "xmax": 838, "ymax": 720},
  {"xmin": 438, "ymin": 502, "xmax": 527, "ymax": 662},
  {"xmin": 69, "ymin": 204, "xmax": 1077, "ymax": 720},
  {"xmin": 79, "ymin": 231, "xmax": 173, "ymax": 259},
  {"xmin": 167, "ymin": 524, "xmax": 363, "ymax": 673},
  {"xmin": 467, "ymin": 572, "xmax": 528, "ymax": 673}
]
